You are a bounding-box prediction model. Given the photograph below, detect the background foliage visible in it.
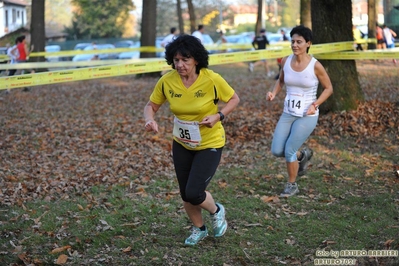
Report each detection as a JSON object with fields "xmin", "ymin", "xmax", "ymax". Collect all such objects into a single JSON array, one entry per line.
[{"xmin": 64, "ymin": 0, "xmax": 135, "ymax": 39}]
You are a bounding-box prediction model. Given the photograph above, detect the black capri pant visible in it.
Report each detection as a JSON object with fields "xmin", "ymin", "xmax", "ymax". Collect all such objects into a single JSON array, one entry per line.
[{"xmin": 172, "ymin": 140, "xmax": 223, "ymax": 205}]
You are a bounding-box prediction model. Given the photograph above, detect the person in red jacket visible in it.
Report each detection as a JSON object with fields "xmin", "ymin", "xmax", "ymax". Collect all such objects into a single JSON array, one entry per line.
[
  {"xmin": 376, "ymin": 23, "xmax": 386, "ymax": 50},
  {"xmin": 8, "ymin": 35, "xmax": 34, "ymax": 91}
]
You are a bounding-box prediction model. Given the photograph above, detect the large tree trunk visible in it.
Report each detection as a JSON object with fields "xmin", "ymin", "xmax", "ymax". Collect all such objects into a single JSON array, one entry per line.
[
  {"xmin": 141, "ymin": 0, "xmax": 156, "ymax": 58},
  {"xmin": 30, "ymin": 0, "xmax": 46, "ymax": 68},
  {"xmin": 367, "ymin": 0, "xmax": 377, "ymax": 50},
  {"xmin": 255, "ymin": 0, "xmax": 263, "ymax": 34},
  {"xmin": 187, "ymin": 0, "xmax": 196, "ymax": 34},
  {"xmin": 177, "ymin": 0, "xmax": 184, "ymax": 34},
  {"xmin": 311, "ymin": 0, "xmax": 364, "ymax": 112},
  {"xmin": 300, "ymin": 0, "xmax": 311, "ymax": 29},
  {"xmin": 140, "ymin": 0, "xmax": 158, "ymax": 77}
]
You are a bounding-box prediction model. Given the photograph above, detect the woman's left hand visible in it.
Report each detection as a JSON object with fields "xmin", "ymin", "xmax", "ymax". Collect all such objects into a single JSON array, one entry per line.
[
  {"xmin": 306, "ymin": 105, "xmax": 317, "ymax": 115},
  {"xmin": 199, "ymin": 114, "xmax": 219, "ymax": 128}
]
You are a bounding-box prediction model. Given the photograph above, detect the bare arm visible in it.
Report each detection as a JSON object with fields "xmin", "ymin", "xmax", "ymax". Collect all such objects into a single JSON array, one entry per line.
[
  {"xmin": 24, "ymin": 43, "xmax": 30, "ymax": 57},
  {"xmin": 308, "ymin": 61, "xmax": 333, "ymax": 114},
  {"xmin": 143, "ymin": 100, "xmax": 162, "ymax": 133},
  {"xmin": 267, "ymin": 56, "xmax": 287, "ymax": 101}
]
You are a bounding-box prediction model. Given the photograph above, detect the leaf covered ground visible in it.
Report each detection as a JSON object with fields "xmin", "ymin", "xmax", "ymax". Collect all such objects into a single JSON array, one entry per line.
[
  {"xmin": 0, "ymin": 60, "xmax": 399, "ymax": 265},
  {"xmin": 1, "ymin": 60, "xmax": 398, "ymax": 205}
]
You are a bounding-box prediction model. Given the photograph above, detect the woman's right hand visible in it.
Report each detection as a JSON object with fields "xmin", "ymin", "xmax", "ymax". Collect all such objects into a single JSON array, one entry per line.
[
  {"xmin": 145, "ymin": 120, "xmax": 159, "ymax": 133},
  {"xmin": 267, "ymin": 91, "xmax": 275, "ymax": 101}
]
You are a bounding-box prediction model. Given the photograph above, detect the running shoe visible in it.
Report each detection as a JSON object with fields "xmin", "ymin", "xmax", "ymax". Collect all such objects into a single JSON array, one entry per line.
[
  {"xmin": 280, "ymin": 182, "xmax": 299, "ymax": 197},
  {"xmin": 248, "ymin": 63, "xmax": 254, "ymax": 72},
  {"xmin": 211, "ymin": 203, "xmax": 228, "ymax": 237},
  {"xmin": 184, "ymin": 226, "xmax": 208, "ymax": 246},
  {"xmin": 298, "ymin": 147, "xmax": 313, "ymax": 176}
]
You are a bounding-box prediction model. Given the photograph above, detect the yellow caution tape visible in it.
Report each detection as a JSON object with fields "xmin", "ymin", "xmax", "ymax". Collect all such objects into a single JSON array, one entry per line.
[
  {"xmin": 0, "ymin": 59, "xmax": 171, "ymax": 90},
  {"xmin": 30, "ymin": 46, "xmax": 163, "ymax": 57},
  {"xmin": 315, "ymin": 48, "xmax": 399, "ymax": 59},
  {"xmin": 0, "ymin": 41, "xmax": 394, "ymax": 91},
  {"xmin": 0, "ymin": 58, "xmax": 161, "ymax": 70}
]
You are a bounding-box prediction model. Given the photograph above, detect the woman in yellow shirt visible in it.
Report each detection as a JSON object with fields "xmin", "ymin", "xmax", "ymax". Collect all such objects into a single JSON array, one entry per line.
[
  {"xmin": 352, "ymin": 25, "xmax": 364, "ymax": 51},
  {"xmin": 143, "ymin": 34, "xmax": 240, "ymax": 245}
]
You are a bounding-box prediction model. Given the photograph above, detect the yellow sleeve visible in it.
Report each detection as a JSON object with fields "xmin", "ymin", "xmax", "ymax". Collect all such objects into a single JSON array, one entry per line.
[{"xmin": 149, "ymin": 78, "xmax": 167, "ymax": 105}]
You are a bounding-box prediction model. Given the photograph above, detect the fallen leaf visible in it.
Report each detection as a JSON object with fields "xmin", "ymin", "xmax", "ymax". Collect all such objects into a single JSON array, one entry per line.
[
  {"xmin": 122, "ymin": 246, "xmax": 132, "ymax": 253},
  {"xmin": 56, "ymin": 254, "xmax": 68, "ymax": 264},
  {"xmin": 50, "ymin": 246, "xmax": 71, "ymax": 254}
]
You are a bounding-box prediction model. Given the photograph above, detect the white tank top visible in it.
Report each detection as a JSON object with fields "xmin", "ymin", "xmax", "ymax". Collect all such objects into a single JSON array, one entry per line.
[
  {"xmin": 383, "ymin": 28, "xmax": 394, "ymax": 46},
  {"xmin": 283, "ymin": 54, "xmax": 319, "ymax": 117}
]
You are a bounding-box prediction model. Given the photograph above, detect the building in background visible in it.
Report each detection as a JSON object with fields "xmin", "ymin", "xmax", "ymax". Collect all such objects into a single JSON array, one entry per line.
[
  {"xmin": 352, "ymin": 0, "xmax": 384, "ymax": 25},
  {"xmin": 0, "ymin": 0, "xmax": 29, "ymax": 38}
]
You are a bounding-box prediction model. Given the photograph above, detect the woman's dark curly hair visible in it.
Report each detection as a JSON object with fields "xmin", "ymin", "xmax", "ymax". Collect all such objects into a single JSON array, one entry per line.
[
  {"xmin": 164, "ymin": 34, "xmax": 209, "ymax": 74},
  {"xmin": 290, "ymin": 25, "xmax": 313, "ymax": 53}
]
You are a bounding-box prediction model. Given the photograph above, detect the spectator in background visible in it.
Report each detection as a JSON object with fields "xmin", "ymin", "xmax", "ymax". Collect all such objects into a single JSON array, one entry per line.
[
  {"xmin": 217, "ymin": 30, "xmax": 228, "ymax": 53},
  {"xmin": 218, "ymin": 30, "xmax": 227, "ymax": 44},
  {"xmin": 280, "ymin": 29, "xmax": 289, "ymax": 41},
  {"xmin": 7, "ymin": 35, "xmax": 34, "ymax": 91},
  {"xmin": 4, "ymin": 43, "xmax": 10, "ymax": 63},
  {"xmin": 352, "ymin": 25, "xmax": 364, "ymax": 51},
  {"xmin": 161, "ymin": 27, "xmax": 179, "ymax": 48},
  {"xmin": 160, "ymin": 27, "xmax": 179, "ymax": 75},
  {"xmin": 249, "ymin": 29, "xmax": 274, "ymax": 77},
  {"xmin": 91, "ymin": 42, "xmax": 99, "ymax": 60},
  {"xmin": 275, "ymin": 30, "xmax": 290, "ymax": 80},
  {"xmin": 382, "ymin": 24, "xmax": 397, "ymax": 65},
  {"xmin": 15, "ymin": 35, "xmax": 33, "ymax": 66},
  {"xmin": 7, "ymin": 36, "xmax": 21, "ymax": 77},
  {"xmin": 376, "ymin": 23, "xmax": 386, "ymax": 50},
  {"xmin": 192, "ymin": 25, "xmax": 205, "ymax": 44}
]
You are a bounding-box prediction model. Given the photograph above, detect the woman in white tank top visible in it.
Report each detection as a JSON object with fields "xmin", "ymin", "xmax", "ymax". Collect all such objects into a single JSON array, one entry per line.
[{"xmin": 266, "ymin": 25, "xmax": 333, "ymax": 197}]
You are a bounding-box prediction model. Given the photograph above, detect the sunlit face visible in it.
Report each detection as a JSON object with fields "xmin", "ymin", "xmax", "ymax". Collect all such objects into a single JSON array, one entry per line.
[
  {"xmin": 290, "ymin": 34, "xmax": 311, "ymax": 54},
  {"xmin": 173, "ymin": 53, "xmax": 198, "ymax": 76}
]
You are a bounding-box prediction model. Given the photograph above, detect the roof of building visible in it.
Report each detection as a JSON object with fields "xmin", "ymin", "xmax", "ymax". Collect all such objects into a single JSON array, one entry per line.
[{"xmin": 1, "ymin": 0, "xmax": 29, "ymax": 7}]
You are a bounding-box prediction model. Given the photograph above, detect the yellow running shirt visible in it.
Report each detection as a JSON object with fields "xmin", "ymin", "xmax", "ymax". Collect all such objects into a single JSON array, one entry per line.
[{"xmin": 150, "ymin": 68, "xmax": 235, "ymax": 150}]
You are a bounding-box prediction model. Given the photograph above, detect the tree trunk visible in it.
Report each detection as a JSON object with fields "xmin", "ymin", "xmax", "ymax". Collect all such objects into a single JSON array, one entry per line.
[
  {"xmin": 255, "ymin": 0, "xmax": 263, "ymax": 33},
  {"xmin": 367, "ymin": 0, "xmax": 377, "ymax": 50},
  {"xmin": 384, "ymin": 0, "xmax": 391, "ymax": 23},
  {"xmin": 300, "ymin": 0, "xmax": 311, "ymax": 29},
  {"xmin": 30, "ymin": 0, "xmax": 46, "ymax": 69},
  {"xmin": 177, "ymin": 0, "xmax": 184, "ymax": 34},
  {"xmin": 141, "ymin": 0, "xmax": 156, "ymax": 58},
  {"xmin": 187, "ymin": 0, "xmax": 196, "ymax": 34},
  {"xmin": 311, "ymin": 0, "xmax": 364, "ymax": 112},
  {"xmin": 140, "ymin": 0, "xmax": 159, "ymax": 77}
]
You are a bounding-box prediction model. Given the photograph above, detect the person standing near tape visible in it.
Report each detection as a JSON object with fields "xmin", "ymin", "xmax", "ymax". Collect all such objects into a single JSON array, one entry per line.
[
  {"xmin": 266, "ymin": 25, "xmax": 333, "ymax": 197},
  {"xmin": 161, "ymin": 27, "xmax": 179, "ymax": 48},
  {"xmin": 160, "ymin": 27, "xmax": 179, "ymax": 75},
  {"xmin": 143, "ymin": 34, "xmax": 240, "ymax": 245},
  {"xmin": 7, "ymin": 36, "xmax": 21, "ymax": 77},
  {"xmin": 91, "ymin": 42, "xmax": 99, "ymax": 60},
  {"xmin": 249, "ymin": 28, "xmax": 274, "ymax": 77},
  {"xmin": 8, "ymin": 35, "xmax": 34, "ymax": 91},
  {"xmin": 15, "ymin": 35, "xmax": 33, "ymax": 67},
  {"xmin": 376, "ymin": 23, "xmax": 386, "ymax": 50},
  {"xmin": 192, "ymin": 25, "xmax": 205, "ymax": 44},
  {"xmin": 352, "ymin": 25, "xmax": 364, "ymax": 51},
  {"xmin": 382, "ymin": 24, "xmax": 397, "ymax": 65}
]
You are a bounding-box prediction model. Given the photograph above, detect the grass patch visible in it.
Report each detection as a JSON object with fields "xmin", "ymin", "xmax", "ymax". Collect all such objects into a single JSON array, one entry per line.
[{"xmin": 1, "ymin": 137, "xmax": 398, "ymax": 265}]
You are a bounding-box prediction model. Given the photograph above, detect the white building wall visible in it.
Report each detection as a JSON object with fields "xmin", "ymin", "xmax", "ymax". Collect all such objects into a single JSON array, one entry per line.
[{"xmin": 0, "ymin": 2, "xmax": 28, "ymax": 38}]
